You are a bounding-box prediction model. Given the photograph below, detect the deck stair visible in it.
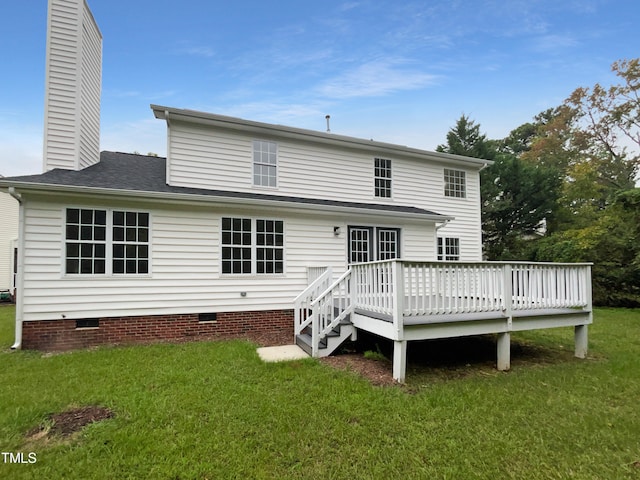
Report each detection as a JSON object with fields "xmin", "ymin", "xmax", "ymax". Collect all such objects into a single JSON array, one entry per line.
[
  {"xmin": 294, "ymin": 268, "xmax": 355, "ymax": 357},
  {"xmin": 295, "ymin": 307, "xmax": 354, "ymax": 357}
]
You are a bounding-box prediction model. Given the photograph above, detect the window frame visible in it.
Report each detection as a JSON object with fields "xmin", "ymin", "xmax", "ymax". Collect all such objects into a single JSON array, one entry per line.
[
  {"xmin": 252, "ymin": 139, "xmax": 278, "ymax": 188},
  {"xmin": 348, "ymin": 226, "xmax": 401, "ymax": 264},
  {"xmin": 112, "ymin": 211, "xmax": 150, "ymax": 275},
  {"xmin": 63, "ymin": 207, "xmax": 151, "ymax": 277},
  {"xmin": 444, "ymin": 168, "xmax": 466, "ymax": 198},
  {"xmin": 437, "ymin": 237, "xmax": 460, "ymax": 261},
  {"xmin": 374, "ymin": 157, "xmax": 392, "ymax": 198},
  {"xmin": 220, "ymin": 217, "xmax": 285, "ymax": 275}
]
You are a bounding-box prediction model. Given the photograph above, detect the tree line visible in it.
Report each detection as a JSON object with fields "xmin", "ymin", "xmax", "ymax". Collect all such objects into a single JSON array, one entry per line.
[{"xmin": 437, "ymin": 59, "xmax": 640, "ymax": 307}]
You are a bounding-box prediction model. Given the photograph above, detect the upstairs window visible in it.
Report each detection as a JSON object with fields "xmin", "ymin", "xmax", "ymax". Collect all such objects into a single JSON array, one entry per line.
[
  {"xmin": 253, "ymin": 140, "xmax": 277, "ymax": 187},
  {"xmin": 444, "ymin": 168, "xmax": 466, "ymax": 198},
  {"xmin": 374, "ymin": 158, "xmax": 392, "ymax": 198},
  {"xmin": 437, "ymin": 237, "xmax": 460, "ymax": 261}
]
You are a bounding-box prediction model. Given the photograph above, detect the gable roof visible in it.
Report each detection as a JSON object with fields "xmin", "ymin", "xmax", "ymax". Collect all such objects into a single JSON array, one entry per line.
[
  {"xmin": 0, "ymin": 152, "xmax": 453, "ymax": 221},
  {"xmin": 152, "ymin": 105, "xmax": 491, "ymax": 170}
]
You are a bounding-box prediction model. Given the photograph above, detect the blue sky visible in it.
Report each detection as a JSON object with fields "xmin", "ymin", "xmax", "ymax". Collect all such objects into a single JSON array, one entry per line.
[{"xmin": 0, "ymin": 0, "xmax": 637, "ymax": 176}]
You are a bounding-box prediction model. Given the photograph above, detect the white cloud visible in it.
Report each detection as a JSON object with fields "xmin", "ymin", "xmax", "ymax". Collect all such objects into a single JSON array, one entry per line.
[
  {"xmin": 531, "ymin": 34, "xmax": 579, "ymax": 52},
  {"xmin": 317, "ymin": 59, "xmax": 439, "ymax": 99}
]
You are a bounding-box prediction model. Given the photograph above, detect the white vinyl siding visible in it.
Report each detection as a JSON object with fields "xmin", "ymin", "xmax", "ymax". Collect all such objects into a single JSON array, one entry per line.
[
  {"xmin": 0, "ymin": 192, "xmax": 19, "ymax": 291},
  {"xmin": 19, "ymin": 195, "xmax": 438, "ymax": 321},
  {"xmin": 166, "ymin": 120, "xmax": 483, "ymax": 260},
  {"xmin": 44, "ymin": 0, "xmax": 101, "ymax": 171}
]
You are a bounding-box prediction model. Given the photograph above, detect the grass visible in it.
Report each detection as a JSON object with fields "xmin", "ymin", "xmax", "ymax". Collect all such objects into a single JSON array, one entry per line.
[{"xmin": 1, "ymin": 304, "xmax": 639, "ymax": 479}]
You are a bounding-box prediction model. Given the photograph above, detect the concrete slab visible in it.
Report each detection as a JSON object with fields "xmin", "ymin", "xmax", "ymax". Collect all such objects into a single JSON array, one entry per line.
[{"xmin": 257, "ymin": 345, "xmax": 309, "ymax": 362}]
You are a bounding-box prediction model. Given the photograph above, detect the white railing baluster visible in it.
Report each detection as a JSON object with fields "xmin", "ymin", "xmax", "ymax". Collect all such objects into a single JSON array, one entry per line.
[{"xmin": 343, "ymin": 260, "xmax": 591, "ymax": 325}]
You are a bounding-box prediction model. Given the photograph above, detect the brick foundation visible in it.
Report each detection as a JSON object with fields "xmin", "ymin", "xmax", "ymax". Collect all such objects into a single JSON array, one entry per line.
[{"xmin": 21, "ymin": 309, "xmax": 294, "ymax": 351}]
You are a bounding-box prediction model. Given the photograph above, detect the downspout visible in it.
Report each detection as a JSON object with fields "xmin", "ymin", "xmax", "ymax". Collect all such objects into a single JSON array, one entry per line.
[
  {"xmin": 8, "ymin": 187, "xmax": 24, "ymax": 350},
  {"xmin": 164, "ymin": 110, "xmax": 171, "ymax": 185},
  {"xmin": 435, "ymin": 219, "xmax": 451, "ymax": 231}
]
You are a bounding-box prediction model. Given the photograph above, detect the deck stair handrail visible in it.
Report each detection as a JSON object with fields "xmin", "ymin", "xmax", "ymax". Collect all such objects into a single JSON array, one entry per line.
[
  {"xmin": 308, "ymin": 269, "xmax": 353, "ymax": 356},
  {"xmin": 294, "ymin": 267, "xmax": 333, "ymax": 337}
]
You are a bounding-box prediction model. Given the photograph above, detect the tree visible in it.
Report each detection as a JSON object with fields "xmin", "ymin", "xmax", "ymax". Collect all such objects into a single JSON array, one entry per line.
[
  {"xmin": 566, "ymin": 58, "xmax": 640, "ymax": 188},
  {"xmin": 437, "ymin": 115, "xmax": 560, "ymax": 259},
  {"xmin": 534, "ymin": 188, "xmax": 640, "ymax": 307},
  {"xmin": 436, "ymin": 114, "xmax": 496, "ymax": 160},
  {"xmin": 481, "ymin": 154, "xmax": 560, "ymax": 259}
]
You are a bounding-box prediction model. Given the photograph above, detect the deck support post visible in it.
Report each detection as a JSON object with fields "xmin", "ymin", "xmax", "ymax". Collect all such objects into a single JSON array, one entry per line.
[
  {"xmin": 393, "ymin": 340, "xmax": 407, "ymax": 383},
  {"xmin": 574, "ymin": 325, "xmax": 588, "ymax": 359},
  {"xmin": 497, "ymin": 332, "xmax": 511, "ymax": 371}
]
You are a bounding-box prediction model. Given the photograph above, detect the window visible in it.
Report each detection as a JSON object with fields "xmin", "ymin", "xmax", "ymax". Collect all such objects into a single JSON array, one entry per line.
[
  {"xmin": 349, "ymin": 226, "xmax": 400, "ymax": 263},
  {"xmin": 377, "ymin": 229, "xmax": 399, "ymax": 260},
  {"xmin": 374, "ymin": 158, "xmax": 392, "ymax": 198},
  {"xmin": 221, "ymin": 217, "xmax": 284, "ymax": 274},
  {"xmin": 444, "ymin": 168, "xmax": 466, "ymax": 198},
  {"xmin": 65, "ymin": 208, "xmax": 107, "ymax": 274},
  {"xmin": 65, "ymin": 208, "xmax": 150, "ymax": 275},
  {"xmin": 253, "ymin": 140, "xmax": 277, "ymax": 187},
  {"xmin": 113, "ymin": 211, "xmax": 149, "ymax": 274},
  {"xmin": 349, "ymin": 227, "xmax": 372, "ymax": 263},
  {"xmin": 437, "ymin": 237, "xmax": 460, "ymax": 261},
  {"xmin": 221, "ymin": 217, "xmax": 252, "ymax": 274},
  {"xmin": 256, "ymin": 220, "xmax": 284, "ymax": 274}
]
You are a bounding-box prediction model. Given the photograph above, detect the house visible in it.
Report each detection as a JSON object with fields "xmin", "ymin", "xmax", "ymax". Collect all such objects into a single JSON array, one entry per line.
[
  {"xmin": 0, "ymin": 0, "xmax": 593, "ymax": 382},
  {"xmin": 0, "ymin": 187, "xmax": 19, "ymax": 300},
  {"xmin": 0, "ymin": 112, "xmax": 488, "ymax": 348}
]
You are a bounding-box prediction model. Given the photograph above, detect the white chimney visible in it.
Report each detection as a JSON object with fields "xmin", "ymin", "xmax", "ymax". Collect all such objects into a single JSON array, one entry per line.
[{"xmin": 43, "ymin": 0, "xmax": 102, "ymax": 172}]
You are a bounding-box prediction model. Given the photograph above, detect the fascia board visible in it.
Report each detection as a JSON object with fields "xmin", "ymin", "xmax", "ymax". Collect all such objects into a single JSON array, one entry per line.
[
  {"xmin": 151, "ymin": 105, "xmax": 492, "ymax": 169},
  {"xmin": 2, "ymin": 181, "xmax": 454, "ymax": 222}
]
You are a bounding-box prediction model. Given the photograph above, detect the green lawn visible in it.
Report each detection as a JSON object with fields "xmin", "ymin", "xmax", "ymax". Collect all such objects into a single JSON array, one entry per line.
[{"xmin": 1, "ymin": 305, "xmax": 639, "ymax": 479}]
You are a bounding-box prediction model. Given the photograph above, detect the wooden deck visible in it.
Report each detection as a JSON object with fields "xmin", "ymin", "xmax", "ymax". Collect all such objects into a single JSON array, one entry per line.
[{"xmin": 295, "ymin": 260, "xmax": 592, "ymax": 382}]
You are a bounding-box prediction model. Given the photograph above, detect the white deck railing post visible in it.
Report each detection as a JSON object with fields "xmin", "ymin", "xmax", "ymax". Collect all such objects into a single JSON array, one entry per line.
[
  {"xmin": 575, "ymin": 264, "xmax": 593, "ymax": 358},
  {"xmin": 392, "ymin": 260, "xmax": 404, "ymax": 340},
  {"xmin": 498, "ymin": 263, "xmax": 513, "ymax": 371}
]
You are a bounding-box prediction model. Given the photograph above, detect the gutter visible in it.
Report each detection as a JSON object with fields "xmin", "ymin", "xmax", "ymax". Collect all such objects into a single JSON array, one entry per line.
[
  {"xmin": 151, "ymin": 105, "xmax": 493, "ymax": 170},
  {"xmin": 0, "ymin": 181, "xmax": 454, "ymax": 223},
  {"xmin": 8, "ymin": 187, "xmax": 24, "ymax": 350}
]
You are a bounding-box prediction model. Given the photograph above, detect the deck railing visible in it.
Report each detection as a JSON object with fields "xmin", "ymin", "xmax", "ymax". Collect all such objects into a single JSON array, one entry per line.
[
  {"xmin": 351, "ymin": 260, "xmax": 592, "ymax": 319},
  {"xmin": 294, "ymin": 267, "xmax": 333, "ymax": 337}
]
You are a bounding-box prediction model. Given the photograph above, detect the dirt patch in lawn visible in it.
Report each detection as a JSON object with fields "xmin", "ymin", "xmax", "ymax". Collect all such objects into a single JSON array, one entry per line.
[
  {"xmin": 317, "ymin": 333, "xmax": 581, "ymax": 388},
  {"xmin": 26, "ymin": 405, "xmax": 114, "ymax": 444},
  {"xmin": 321, "ymin": 354, "xmax": 396, "ymax": 387}
]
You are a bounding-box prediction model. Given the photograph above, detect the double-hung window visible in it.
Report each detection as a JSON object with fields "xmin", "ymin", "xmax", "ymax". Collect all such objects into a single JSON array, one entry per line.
[
  {"xmin": 222, "ymin": 217, "xmax": 284, "ymax": 274},
  {"xmin": 65, "ymin": 208, "xmax": 150, "ymax": 275},
  {"xmin": 112, "ymin": 211, "xmax": 150, "ymax": 274},
  {"xmin": 253, "ymin": 140, "xmax": 277, "ymax": 187},
  {"xmin": 437, "ymin": 237, "xmax": 460, "ymax": 261},
  {"xmin": 256, "ymin": 220, "xmax": 284, "ymax": 274},
  {"xmin": 374, "ymin": 158, "xmax": 392, "ymax": 198},
  {"xmin": 444, "ymin": 168, "xmax": 466, "ymax": 198},
  {"xmin": 65, "ymin": 208, "xmax": 107, "ymax": 274}
]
